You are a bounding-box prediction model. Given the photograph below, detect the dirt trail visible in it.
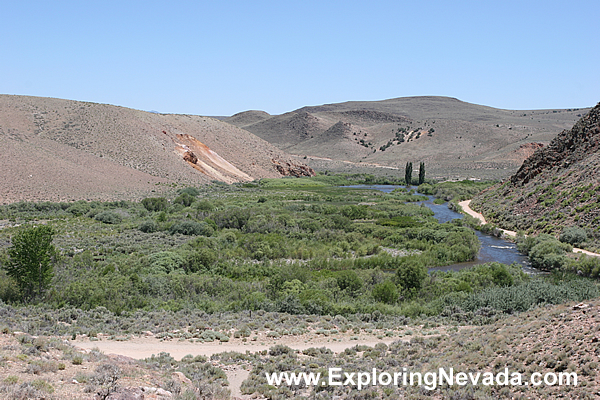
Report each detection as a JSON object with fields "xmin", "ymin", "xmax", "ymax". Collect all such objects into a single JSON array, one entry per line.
[{"xmin": 459, "ymin": 200, "xmax": 600, "ymax": 258}]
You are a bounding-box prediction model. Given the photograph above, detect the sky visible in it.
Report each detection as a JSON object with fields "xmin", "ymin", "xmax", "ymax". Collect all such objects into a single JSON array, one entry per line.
[{"xmin": 1, "ymin": 0, "xmax": 599, "ymax": 116}]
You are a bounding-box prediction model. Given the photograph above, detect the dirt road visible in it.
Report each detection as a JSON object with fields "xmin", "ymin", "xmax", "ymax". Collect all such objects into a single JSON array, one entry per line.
[{"xmin": 459, "ymin": 200, "xmax": 600, "ymax": 258}]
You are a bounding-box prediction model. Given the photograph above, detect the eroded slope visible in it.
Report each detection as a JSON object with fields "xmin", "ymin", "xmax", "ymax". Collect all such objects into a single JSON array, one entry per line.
[{"xmin": 0, "ymin": 95, "xmax": 313, "ymax": 202}]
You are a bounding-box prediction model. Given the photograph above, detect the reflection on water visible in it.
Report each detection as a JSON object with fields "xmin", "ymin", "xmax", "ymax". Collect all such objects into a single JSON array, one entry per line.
[{"xmin": 343, "ymin": 185, "xmax": 534, "ymax": 273}]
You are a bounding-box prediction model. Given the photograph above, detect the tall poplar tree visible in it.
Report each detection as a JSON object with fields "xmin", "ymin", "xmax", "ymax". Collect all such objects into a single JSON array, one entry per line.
[{"xmin": 405, "ymin": 162, "xmax": 413, "ymax": 186}]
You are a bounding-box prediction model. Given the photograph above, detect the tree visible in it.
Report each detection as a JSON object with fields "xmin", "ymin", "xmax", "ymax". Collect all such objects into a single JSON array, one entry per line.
[
  {"xmin": 372, "ymin": 280, "xmax": 398, "ymax": 304},
  {"xmin": 418, "ymin": 162, "xmax": 426, "ymax": 185},
  {"xmin": 4, "ymin": 226, "xmax": 56, "ymax": 302},
  {"xmin": 141, "ymin": 197, "xmax": 168, "ymax": 212},
  {"xmin": 395, "ymin": 257, "xmax": 427, "ymax": 291},
  {"xmin": 405, "ymin": 162, "xmax": 413, "ymax": 186},
  {"xmin": 335, "ymin": 270, "xmax": 362, "ymax": 293}
]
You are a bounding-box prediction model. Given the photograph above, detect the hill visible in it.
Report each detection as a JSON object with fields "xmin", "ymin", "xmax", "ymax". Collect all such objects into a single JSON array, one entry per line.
[
  {"xmin": 471, "ymin": 102, "xmax": 600, "ymax": 250},
  {"xmin": 0, "ymin": 95, "xmax": 313, "ymax": 203},
  {"xmin": 225, "ymin": 96, "xmax": 590, "ymax": 180}
]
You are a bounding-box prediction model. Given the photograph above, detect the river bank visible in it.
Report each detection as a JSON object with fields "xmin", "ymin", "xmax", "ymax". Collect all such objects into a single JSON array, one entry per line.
[{"xmin": 459, "ymin": 199, "xmax": 600, "ymax": 258}]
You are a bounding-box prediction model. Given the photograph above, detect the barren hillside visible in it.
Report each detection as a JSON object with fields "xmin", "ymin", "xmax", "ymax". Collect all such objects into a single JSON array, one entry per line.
[
  {"xmin": 0, "ymin": 95, "xmax": 313, "ymax": 203},
  {"xmin": 225, "ymin": 96, "xmax": 590, "ymax": 179}
]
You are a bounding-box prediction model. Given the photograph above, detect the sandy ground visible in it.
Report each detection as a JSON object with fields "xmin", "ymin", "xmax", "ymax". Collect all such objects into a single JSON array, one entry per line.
[
  {"xmin": 74, "ymin": 333, "xmax": 411, "ymax": 399},
  {"xmin": 74, "ymin": 335, "xmax": 403, "ymax": 361},
  {"xmin": 460, "ymin": 199, "xmax": 600, "ymax": 257}
]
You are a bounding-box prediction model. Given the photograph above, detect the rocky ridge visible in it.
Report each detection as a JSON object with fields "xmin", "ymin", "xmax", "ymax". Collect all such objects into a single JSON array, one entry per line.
[
  {"xmin": 511, "ymin": 105, "xmax": 600, "ymax": 185},
  {"xmin": 471, "ymin": 103, "xmax": 600, "ymax": 249}
]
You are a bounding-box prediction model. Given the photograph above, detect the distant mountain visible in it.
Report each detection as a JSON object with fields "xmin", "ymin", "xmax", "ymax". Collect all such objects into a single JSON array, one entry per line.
[
  {"xmin": 471, "ymin": 102, "xmax": 600, "ymax": 248},
  {"xmin": 0, "ymin": 95, "xmax": 313, "ymax": 203},
  {"xmin": 225, "ymin": 96, "xmax": 590, "ymax": 179}
]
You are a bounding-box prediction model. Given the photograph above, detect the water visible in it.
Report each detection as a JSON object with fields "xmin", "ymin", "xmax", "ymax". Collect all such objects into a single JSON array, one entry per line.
[{"xmin": 342, "ymin": 185, "xmax": 533, "ymax": 273}]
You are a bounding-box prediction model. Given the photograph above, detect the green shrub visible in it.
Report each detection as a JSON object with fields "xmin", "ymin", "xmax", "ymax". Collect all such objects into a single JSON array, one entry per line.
[
  {"xmin": 95, "ymin": 211, "xmax": 122, "ymax": 224},
  {"xmin": 170, "ymin": 221, "xmax": 214, "ymax": 236},
  {"xmin": 174, "ymin": 193, "xmax": 196, "ymax": 207},
  {"xmin": 147, "ymin": 251, "xmax": 185, "ymax": 274},
  {"xmin": 184, "ymin": 249, "xmax": 218, "ymax": 273},
  {"xmin": 213, "ymin": 208, "xmax": 253, "ymax": 229},
  {"xmin": 141, "ymin": 197, "xmax": 168, "ymax": 212},
  {"xmin": 277, "ymin": 295, "xmax": 305, "ymax": 314},
  {"xmin": 569, "ymin": 255, "xmax": 600, "ymax": 278},
  {"xmin": 178, "ymin": 187, "xmax": 200, "ymax": 197},
  {"xmin": 67, "ymin": 201, "xmax": 91, "ymax": 216},
  {"xmin": 0, "ymin": 270, "xmax": 20, "ymax": 303},
  {"xmin": 528, "ymin": 236, "xmax": 572, "ymax": 271},
  {"xmin": 335, "ymin": 270, "xmax": 362, "ymax": 293},
  {"xmin": 195, "ymin": 200, "xmax": 216, "ymax": 212},
  {"xmin": 559, "ymin": 226, "xmax": 588, "ymax": 245},
  {"xmin": 372, "ymin": 281, "xmax": 398, "ymax": 304},
  {"xmin": 450, "ymin": 278, "xmax": 599, "ymax": 314},
  {"xmin": 139, "ymin": 220, "xmax": 159, "ymax": 233},
  {"xmin": 5, "ymin": 225, "xmax": 56, "ymax": 302},
  {"xmin": 395, "ymin": 257, "xmax": 428, "ymax": 291}
]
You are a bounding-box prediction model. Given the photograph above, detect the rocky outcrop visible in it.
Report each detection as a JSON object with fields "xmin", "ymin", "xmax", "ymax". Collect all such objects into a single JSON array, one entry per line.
[
  {"xmin": 323, "ymin": 121, "xmax": 353, "ymax": 138},
  {"xmin": 336, "ymin": 110, "xmax": 410, "ymax": 123},
  {"xmin": 272, "ymin": 159, "xmax": 316, "ymax": 177},
  {"xmin": 182, "ymin": 150, "xmax": 198, "ymax": 164},
  {"xmin": 519, "ymin": 142, "xmax": 544, "ymax": 154},
  {"xmin": 288, "ymin": 112, "xmax": 322, "ymax": 136},
  {"xmin": 511, "ymin": 104, "xmax": 599, "ymax": 185}
]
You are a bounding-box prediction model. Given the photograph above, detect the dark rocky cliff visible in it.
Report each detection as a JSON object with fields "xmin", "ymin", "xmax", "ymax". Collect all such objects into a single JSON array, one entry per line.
[{"xmin": 511, "ymin": 103, "xmax": 600, "ymax": 185}]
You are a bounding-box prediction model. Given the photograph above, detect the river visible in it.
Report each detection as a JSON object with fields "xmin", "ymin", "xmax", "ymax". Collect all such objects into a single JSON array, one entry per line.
[{"xmin": 343, "ymin": 185, "xmax": 534, "ymax": 273}]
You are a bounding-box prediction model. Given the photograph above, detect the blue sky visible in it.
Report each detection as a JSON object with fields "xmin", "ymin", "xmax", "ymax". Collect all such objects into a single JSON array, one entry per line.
[{"xmin": 2, "ymin": 1, "xmax": 598, "ymax": 115}]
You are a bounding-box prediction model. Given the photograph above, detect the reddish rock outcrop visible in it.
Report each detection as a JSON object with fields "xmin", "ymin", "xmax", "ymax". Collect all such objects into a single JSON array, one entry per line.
[
  {"xmin": 182, "ymin": 150, "xmax": 198, "ymax": 164},
  {"xmin": 272, "ymin": 159, "xmax": 316, "ymax": 177}
]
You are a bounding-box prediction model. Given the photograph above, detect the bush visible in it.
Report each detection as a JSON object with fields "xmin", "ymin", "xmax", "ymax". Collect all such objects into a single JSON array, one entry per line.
[
  {"xmin": 335, "ymin": 270, "xmax": 362, "ymax": 293},
  {"xmin": 174, "ymin": 193, "xmax": 195, "ymax": 207},
  {"xmin": 95, "ymin": 211, "xmax": 122, "ymax": 224},
  {"xmin": 449, "ymin": 278, "xmax": 599, "ymax": 314},
  {"xmin": 147, "ymin": 251, "xmax": 184, "ymax": 274},
  {"xmin": 395, "ymin": 257, "xmax": 428, "ymax": 291},
  {"xmin": 141, "ymin": 197, "xmax": 168, "ymax": 212},
  {"xmin": 67, "ymin": 201, "xmax": 91, "ymax": 216},
  {"xmin": 195, "ymin": 200, "xmax": 216, "ymax": 212},
  {"xmin": 184, "ymin": 249, "xmax": 218, "ymax": 273},
  {"xmin": 139, "ymin": 220, "xmax": 159, "ymax": 233},
  {"xmin": 277, "ymin": 295, "xmax": 305, "ymax": 314},
  {"xmin": 559, "ymin": 226, "xmax": 588, "ymax": 245},
  {"xmin": 88, "ymin": 363, "xmax": 121, "ymax": 399},
  {"xmin": 528, "ymin": 236, "xmax": 572, "ymax": 271},
  {"xmin": 170, "ymin": 221, "xmax": 214, "ymax": 236},
  {"xmin": 372, "ymin": 281, "xmax": 398, "ymax": 304},
  {"xmin": 178, "ymin": 187, "xmax": 200, "ymax": 197},
  {"xmin": 0, "ymin": 270, "xmax": 20, "ymax": 303}
]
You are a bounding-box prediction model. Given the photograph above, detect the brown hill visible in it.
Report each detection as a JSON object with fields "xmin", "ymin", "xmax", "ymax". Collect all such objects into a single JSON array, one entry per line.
[
  {"xmin": 471, "ymin": 102, "xmax": 600, "ymax": 248},
  {"xmin": 224, "ymin": 110, "xmax": 272, "ymax": 127},
  {"xmin": 0, "ymin": 95, "xmax": 313, "ymax": 203},
  {"xmin": 225, "ymin": 96, "xmax": 590, "ymax": 179}
]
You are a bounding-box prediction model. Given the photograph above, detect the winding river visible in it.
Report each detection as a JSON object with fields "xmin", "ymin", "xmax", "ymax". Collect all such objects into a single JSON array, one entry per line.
[{"xmin": 344, "ymin": 185, "xmax": 534, "ymax": 273}]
